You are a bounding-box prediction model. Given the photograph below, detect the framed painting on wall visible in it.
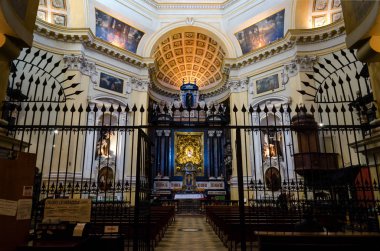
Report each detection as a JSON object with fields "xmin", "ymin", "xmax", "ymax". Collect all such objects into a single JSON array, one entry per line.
[
  {"xmin": 99, "ymin": 72, "xmax": 124, "ymax": 94},
  {"xmin": 255, "ymin": 73, "xmax": 280, "ymax": 95},
  {"xmin": 95, "ymin": 9, "xmax": 145, "ymax": 53},
  {"xmin": 235, "ymin": 9, "xmax": 285, "ymax": 54}
]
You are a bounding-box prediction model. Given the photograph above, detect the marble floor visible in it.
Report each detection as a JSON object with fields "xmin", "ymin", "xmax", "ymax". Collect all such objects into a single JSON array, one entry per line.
[{"xmin": 155, "ymin": 215, "xmax": 227, "ymax": 251}]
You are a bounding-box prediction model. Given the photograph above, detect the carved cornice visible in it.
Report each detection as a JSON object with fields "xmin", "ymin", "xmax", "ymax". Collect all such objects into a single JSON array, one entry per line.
[
  {"xmin": 232, "ymin": 20, "xmax": 345, "ymax": 69},
  {"xmin": 199, "ymin": 82, "xmax": 229, "ymax": 99},
  {"xmin": 150, "ymin": 83, "xmax": 180, "ymax": 99},
  {"xmin": 34, "ymin": 18, "xmax": 346, "ymax": 100},
  {"xmin": 141, "ymin": 0, "xmax": 238, "ymax": 9},
  {"xmin": 35, "ymin": 20, "xmax": 90, "ymax": 42},
  {"xmin": 289, "ymin": 20, "xmax": 345, "ymax": 44},
  {"xmin": 34, "ymin": 19, "xmax": 147, "ymax": 69},
  {"xmin": 63, "ymin": 54, "xmax": 98, "ymax": 84}
]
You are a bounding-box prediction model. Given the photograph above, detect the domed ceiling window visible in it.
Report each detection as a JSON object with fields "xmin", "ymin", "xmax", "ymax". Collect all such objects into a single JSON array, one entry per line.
[{"xmin": 153, "ymin": 31, "xmax": 225, "ymax": 90}]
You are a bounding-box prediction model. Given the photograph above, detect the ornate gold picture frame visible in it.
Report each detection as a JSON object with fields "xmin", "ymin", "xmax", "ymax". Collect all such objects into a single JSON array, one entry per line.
[{"xmin": 174, "ymin": 132, "xmax": 204, "ymax": 176}]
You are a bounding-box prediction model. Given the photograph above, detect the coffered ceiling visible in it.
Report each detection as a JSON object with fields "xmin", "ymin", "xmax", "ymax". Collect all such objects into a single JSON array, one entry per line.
[
  {"xmin": 142, "ymin": 0, "xmax": 238, "ymax": 9},
  {"xmin": 153, "ymin": 31, "xmax": 225, "ymax": 90}
]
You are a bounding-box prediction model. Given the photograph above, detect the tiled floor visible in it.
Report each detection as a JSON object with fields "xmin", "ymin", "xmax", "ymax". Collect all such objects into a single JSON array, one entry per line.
[{"xmin": 155, "ymin": 215, "xmax": 227, "ymax": 251}]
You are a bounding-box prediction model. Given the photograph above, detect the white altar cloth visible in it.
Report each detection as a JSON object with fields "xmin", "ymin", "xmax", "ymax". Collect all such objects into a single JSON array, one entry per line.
[{"xmin": 174, "ymin": 193, "xmax": 205, "ymax": 200}]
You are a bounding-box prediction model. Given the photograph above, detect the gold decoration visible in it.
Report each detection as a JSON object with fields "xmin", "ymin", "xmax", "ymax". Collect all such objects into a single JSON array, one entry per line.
[
  {"xmin": 174, "ymin": 132, "xmax": 204, "ymax": 175},
  {"xmin": 154, "ymin": 30, "xmax": 225, "ymax": 89}
]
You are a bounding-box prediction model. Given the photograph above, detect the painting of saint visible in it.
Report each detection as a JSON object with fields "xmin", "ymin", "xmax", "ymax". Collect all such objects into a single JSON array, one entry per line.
[
  {"xmin": 265, "ymin": 167, "xmax": 281, "ymax": 191},
  {"xmin": 256, "ymin": 74, "xmax": 279, "ymax": 94},
  {"xmin": 235, "ymin": 10, "xmax": 285, "ymax": 54},
  {"xmin": 95, "ymin": 9, "xmax": 144, "ymax": 53},
  {"xmin": 97, "ymin": 166, "xmax": 114, "ymax": 191},
  {"xmin": 99, "ymin": 72, "xmax": 124, "ymax": 93}
]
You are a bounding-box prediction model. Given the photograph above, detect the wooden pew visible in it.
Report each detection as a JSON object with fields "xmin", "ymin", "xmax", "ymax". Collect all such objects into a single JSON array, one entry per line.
[
  {"xmin": 205, "ymin": 205, "xmax": 304, "ymax": 250},
  {"xmin": 255, "ymin": 231, "xmax": 380, "ymax": 251}
]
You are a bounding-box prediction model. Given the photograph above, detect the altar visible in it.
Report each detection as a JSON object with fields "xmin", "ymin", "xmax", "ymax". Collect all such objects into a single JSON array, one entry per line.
[
  {"xmin": 174, "ymin": 193, "xmax": 205, "ymax": 200},
  {"xmin": 174, "ymin": 193, "xmax": 205, "ymax": 214}
]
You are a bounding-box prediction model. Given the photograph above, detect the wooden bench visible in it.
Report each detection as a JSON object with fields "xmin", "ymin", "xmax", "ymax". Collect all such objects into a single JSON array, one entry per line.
[
  {"xmin": 87, "ymin": 205, "xmax": 175, "ymax": 247},
  {"xmin": 205, "ymin": 205, "xmax": 303, "ymax": 250},
  {"xmin": 255, "ymin": 231, "xmax": 380, "ymax": 251}
]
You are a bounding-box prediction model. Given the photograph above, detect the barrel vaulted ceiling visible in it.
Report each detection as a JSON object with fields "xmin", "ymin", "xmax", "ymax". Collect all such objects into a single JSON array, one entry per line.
[{"xmin": 153, "ymin": 31, "xmax": 225, "ymax": 90}]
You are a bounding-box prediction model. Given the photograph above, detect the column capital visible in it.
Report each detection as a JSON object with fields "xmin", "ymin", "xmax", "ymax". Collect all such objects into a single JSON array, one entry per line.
[
  {"xmin": 130, "ymin": 77, "xmax": 150, "ymax": 92},
  {"xmin": 227, "ymin": 78, "xmax": 248, "ymax": 93},
  {"xmin": 63, "ymin": 54, "xmax": 98, "ymax": 84}
]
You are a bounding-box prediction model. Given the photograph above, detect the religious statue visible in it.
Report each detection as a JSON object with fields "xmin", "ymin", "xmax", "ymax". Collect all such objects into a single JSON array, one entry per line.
[
  {"xmin": 263, "ymin": 143, "xmax": 277, "ymax": 157},
  {"xmin": 96, "ymin": 131, "xmax": 113, "ymax": 158},
  {"xmin": 181, "ymin": 163, "xmax": 197, "ymax": 191},
  {"xmin": 185, "ymin": 93, "xmax": 193, "ymax": 108},
  {"xmin": 185, "ymin": 173, "xmax": 193, "ymax": 186},
  {"xmin": 262, "ymin": 131, "xmax": 283, "ymax": 158}
]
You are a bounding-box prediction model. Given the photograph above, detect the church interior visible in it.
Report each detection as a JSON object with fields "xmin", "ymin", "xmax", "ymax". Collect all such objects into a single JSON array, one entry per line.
[{"xmin": 1, "ymin": 0, "xmax": 380, "ymax": 250}]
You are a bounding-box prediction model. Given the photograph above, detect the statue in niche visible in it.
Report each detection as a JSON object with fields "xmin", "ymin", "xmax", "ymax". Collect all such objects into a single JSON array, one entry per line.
[
  {"xmin": 185, "ymin": 93, "xmax": 193, "ymax": 108},
  {"xmin": 96, "ymin": 130, "xmax": 113, "ymax": 158},
  {"xmin": 262, "ymin": 131, "xmax": 283, "ymax": 158},
  {"xmin": 263, "ymin": 143, "xmax": 277, "ymax": 157},
  {"xmin": 186, "ymin": 173, "xmax": 193, "ymax": 186}
]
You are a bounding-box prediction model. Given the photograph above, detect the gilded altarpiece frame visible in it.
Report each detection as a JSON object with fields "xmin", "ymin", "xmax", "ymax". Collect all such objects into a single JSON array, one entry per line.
[{"xmin": 174, "ymin": 132, "xmax": 204, "ymax": 176}]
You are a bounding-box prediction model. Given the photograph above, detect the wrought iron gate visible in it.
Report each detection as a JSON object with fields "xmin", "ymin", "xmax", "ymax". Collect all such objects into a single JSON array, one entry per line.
[{"xmin": 1, "ymin": 47, "xmax": 380, "ymax": 251}]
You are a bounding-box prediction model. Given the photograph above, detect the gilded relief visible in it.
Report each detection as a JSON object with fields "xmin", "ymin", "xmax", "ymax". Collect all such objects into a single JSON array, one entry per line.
[{"xmin": 175, "ymin": 132, "xmax": 204, "ymax": 176}]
